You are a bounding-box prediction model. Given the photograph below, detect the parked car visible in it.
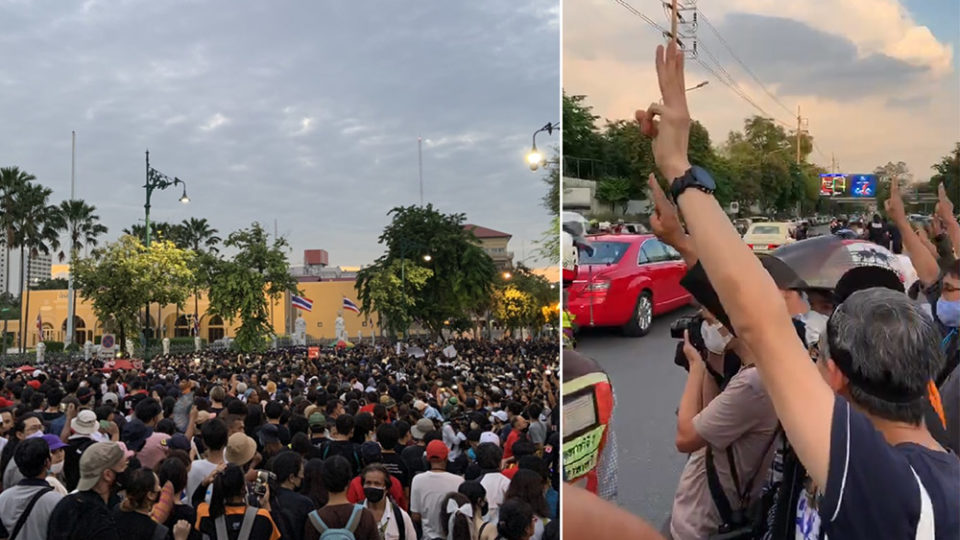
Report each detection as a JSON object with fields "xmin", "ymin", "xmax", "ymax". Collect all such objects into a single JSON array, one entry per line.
[
  {"xmin": 743, "ymin": 222, "xmax": 796, "ymax": 253},
  {"xmin": 566, "ymin": 234, "xmax": 691, "ymax": 336}
]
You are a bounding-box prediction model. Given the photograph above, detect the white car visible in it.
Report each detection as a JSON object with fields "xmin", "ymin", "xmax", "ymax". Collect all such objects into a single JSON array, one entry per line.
[{"xmin": 743, "ymin": 222, "xmax": 795, "ymax": 253}]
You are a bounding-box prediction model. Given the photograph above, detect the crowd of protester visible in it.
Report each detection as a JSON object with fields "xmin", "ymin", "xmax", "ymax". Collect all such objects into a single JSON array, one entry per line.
[
  {"xmin": 564, "ymin": 39, "xmax": 959, "ymax": 539},
  {"xmin": 0, "ymin": 337, "xmax": 559, "ymax": 540}
]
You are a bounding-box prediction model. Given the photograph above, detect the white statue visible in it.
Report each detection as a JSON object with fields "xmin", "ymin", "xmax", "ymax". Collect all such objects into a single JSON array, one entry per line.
[
  {"xmin": 271, "ymin": 336, "xmax": 278, "ymax": 349},
  {"xmin": 357, "ymin": 330, "xmax": 362, "ymax": 344},
  {"xmin": 335, "ymin": 310, "xmax": 346, "ymax": 342},
  {"xmin": 294, "ymin": 316, "xmax": 307, "ymax": 346},
  {"xmin": 194, "ymin": 336, "xmax": 201, "ymax": 352},
  {"xmin": 36, "ymin": 342, "xmax": 45, "ymax": 363},
  {"xmin": 125, "ymin": 338, "xmax": 135, "ymax": 358},
  {"xmin": 162, "ymin": 337, "xmax": 170, "ymax": 355},
  {"xmin": 84, "ymin": 340, "xmax": 94, "ymax": 361}
]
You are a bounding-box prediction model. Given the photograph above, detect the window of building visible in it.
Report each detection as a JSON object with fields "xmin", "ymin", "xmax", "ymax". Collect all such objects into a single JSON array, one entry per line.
[{"xmin": 208, "ymin": 315, "xmax": 225, "ymax": 342}]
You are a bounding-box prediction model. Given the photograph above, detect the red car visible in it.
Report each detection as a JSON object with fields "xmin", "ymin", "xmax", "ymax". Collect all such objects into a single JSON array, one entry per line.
[{"xmin": 567, "ymin": 234, "xmax": 691, "ymax": 336}]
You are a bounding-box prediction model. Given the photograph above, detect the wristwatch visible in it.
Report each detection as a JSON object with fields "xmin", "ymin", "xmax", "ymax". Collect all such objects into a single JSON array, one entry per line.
[{"xmin": 670, "ymin": 166, "xmax": 716, "ymax": 201}]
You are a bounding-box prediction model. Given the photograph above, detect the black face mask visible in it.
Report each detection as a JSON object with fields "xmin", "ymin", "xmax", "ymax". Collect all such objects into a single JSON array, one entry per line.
[
  {"xmin": 480, "ymin": 500, "xmax": 489, "ymax": 516},
  {"xmin": 364, "ymin": 487, "xmax": 386, "ymax": 503},
  {"xmin": 113, "ymin": 468, "xmax": 133, "ymax": 492}
]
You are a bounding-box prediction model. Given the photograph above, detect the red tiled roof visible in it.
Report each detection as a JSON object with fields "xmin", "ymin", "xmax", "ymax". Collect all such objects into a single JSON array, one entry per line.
[{"xmin": 463, "ymin": 224, "xmax": 511, "ymax": 239}]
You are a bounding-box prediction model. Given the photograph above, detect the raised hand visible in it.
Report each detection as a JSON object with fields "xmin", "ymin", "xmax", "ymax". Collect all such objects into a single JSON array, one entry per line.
[
  {"xmin": 647, "ymin": 173, "xmax": 686, "ymax": 248},
  {"xmin": 885, "ymin": 176, "xmax": 906, "ymax": 223},
  {"xmin": 635, "ymin": 39, "xmax": 692, "ymax": 181},
  {"xmin": 937, "ymin": 183, "xmax": 955, "ymax": 221}
]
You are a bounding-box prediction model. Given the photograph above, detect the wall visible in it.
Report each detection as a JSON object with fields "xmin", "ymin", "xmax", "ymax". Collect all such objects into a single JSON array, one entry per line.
[{"xmin": 293, "ymin": 281, "xmax": 380, "ymax": 341}]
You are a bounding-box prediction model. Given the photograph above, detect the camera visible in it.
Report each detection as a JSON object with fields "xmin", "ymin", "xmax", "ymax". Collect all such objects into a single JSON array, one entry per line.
[
  {"xmin": 253, "ymin": 470, "xmax": 276, "ymax": 498},
  {"xmin": 671, "ymin": 313, "xmax": 705, "ymax": 370}
]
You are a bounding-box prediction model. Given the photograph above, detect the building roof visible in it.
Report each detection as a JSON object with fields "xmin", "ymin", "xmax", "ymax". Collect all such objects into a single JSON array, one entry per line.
[{"xmin": 463, "ymin": 224, "xmax": 511, "ymax": 239}]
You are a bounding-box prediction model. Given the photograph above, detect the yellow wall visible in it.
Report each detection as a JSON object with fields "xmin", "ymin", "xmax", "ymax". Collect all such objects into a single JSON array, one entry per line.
[
  {"xmin": 293, "ymin": 281, "xmax": 380, "ymax": 341},
  {"xmin": 14, "ymin": 280, "xmax": 376, "ymax": 346}
]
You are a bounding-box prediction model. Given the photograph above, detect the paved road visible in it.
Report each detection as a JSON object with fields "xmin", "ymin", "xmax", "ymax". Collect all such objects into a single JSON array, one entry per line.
[{"xmin": 576, "ymin": 306, "xmax": 695, "ymax": 527}]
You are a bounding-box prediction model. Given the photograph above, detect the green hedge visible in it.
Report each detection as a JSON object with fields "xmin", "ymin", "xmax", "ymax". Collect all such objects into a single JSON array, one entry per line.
[{"xmin": 42, "ymin": 341, "xmax": 64, "ymax": 352}]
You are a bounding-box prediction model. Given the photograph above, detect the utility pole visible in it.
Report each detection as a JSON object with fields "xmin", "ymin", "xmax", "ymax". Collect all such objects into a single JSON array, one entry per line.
[
  {"xmin": 418, "ymin": 136, "xmax": 424, "ymax": 206},
  {"xmin": 796, "ymin": 105, "xmax": 802, "ymax": 164},
  {"xmin": 66, "ymin": 131, "xmax": 76, "ymax": 348}
]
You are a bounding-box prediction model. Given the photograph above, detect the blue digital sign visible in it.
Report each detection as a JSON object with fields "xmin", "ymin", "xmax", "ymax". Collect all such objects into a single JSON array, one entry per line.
[{"xmin": 849, "ymin": 174, "xmax": 877, "ymax": 198}]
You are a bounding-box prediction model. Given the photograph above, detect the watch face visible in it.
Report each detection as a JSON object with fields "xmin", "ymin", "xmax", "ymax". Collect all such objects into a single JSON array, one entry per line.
[{"xmin": 690, "ymin": 166, "xmax": 716, "ymax": 190}]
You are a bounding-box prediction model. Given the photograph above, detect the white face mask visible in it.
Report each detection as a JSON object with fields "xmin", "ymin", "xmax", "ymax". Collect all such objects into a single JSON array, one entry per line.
[
  {"xmin": 701, "ymin": 321, "xmax": 732, "ymax": 354},
  {"xmin": 50, "ymin": 461, "xmax": 63, "ymax": 475},
  {"xmin": 800, "ymin": 310, "xmax": 829, "ymax": 345}
]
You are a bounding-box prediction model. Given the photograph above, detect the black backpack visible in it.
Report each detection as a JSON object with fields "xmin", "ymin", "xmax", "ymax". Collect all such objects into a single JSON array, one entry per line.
[{"xmin": 63, "ymin": 437, "xmax": 96, "ymax": 492}]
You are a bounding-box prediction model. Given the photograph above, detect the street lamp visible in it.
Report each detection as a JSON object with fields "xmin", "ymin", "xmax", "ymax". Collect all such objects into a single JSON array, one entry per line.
[
  {"xmin": 526, "ymin": 122, "xmax": 559, "ymax": 171},
  {"xmin": 423, "ymin": 254, "xmax": 432, "ymax": 262},
  {"xmin": 502, "ymin": 271, "xmax": 512, "ymax": 280},
  {"xmin": 142, "ymin": 150, "xmax": 190, "ymax": 359}
]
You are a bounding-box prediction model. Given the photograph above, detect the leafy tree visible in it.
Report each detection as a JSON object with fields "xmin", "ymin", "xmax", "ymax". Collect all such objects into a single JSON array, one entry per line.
[
  {"xmin": 499, "ymin": 265, "xmax": 555, "ymax": 334},
  {"xmin": 206, "ymin": 223, "xmax": 297, "ymax": 352},
  {"xmin": 17, "ymin": 183, "xmax": 64, "ymax": 352},
  {"xmin": 60, "ymin": 199, "xmax": 108, "ymax": 343},
  {"xmin": 535, "ymin": 215, "xmax": 560, "ymax": 265},
  {"xmin": 178, "ymin": 217, "xmax": 221, "ymax": 328},
  {"xmin": 595, "ymin": 177, "xmax": 632, "ymax": 214},
  {"xmin": 562, "ymin": 93, "xmax": 603, "ymax": 167},
  {"xmin": 930, "ymin": 143, "xmax": 959, "ymax": 209},
  {"xmin": 0, "ymin": 167, "xmax": 31, "ymax": 345},
  {"xmin": 493, "ymin": 286, "xmax": 536, "ymax": 335},
  {"xmin": 356, "ymin": 259, "xmax": 433, "ymax": 338},
  {"xmin": 73, "ymin": 236, "xmax": 194, "ymax": 352},
  {"xmin": 541, "ymin": 153, "xmax": 560, "ymax": 216},
  {"xmin": 356, "ymin": 205, "xmax": 496, "ymax": 339},
  {"xmin": 873, "ymin": 161, "xmax": 911, "ymax": 218}
]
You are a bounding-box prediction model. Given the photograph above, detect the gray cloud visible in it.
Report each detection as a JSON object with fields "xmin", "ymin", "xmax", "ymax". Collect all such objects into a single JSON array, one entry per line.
[
  {"xmin": 885, "ymin": 95, "xmax": 931, "ymax": 108},
  {"xmin": 710, "ymin": 13, "xmax": 928, "ymax": 100},
  {"xmin": 0, "ymin": 0, "xmax": 558, "ymax": 279}
]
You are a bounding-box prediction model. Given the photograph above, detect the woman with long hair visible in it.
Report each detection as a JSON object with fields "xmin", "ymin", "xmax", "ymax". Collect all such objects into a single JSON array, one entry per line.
[
  {"xmin": 112, "ymin": 467, "xmax": 191, "ymax": 539},
  {"xmin": 494, "ymin": 471, "xmax": 548, "ymax": 540},
  {"xmin": 299, "ymin": 457, "xmax": 329, "ymax": 508},
  {"xmin": 153, "ymin": 456, "xmax": 201, "ymax": 540},
  {"xmin": 456, "ymin": 481, "xmax": 488, "ymax": 540},
  {"xmin": 194, "ymin": 464, "xmax": 280, "ymax": 540}
]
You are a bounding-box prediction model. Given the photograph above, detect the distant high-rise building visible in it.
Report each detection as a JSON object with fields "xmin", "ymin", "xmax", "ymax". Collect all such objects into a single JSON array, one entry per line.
[{"xmin": 0, "ymin": 252, "xmax": 53, "ymax": 290}]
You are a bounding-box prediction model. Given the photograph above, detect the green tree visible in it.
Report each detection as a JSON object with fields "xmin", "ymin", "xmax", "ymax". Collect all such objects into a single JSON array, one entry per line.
[
  {"xmin": 206, "ymin": 223, "xmax": 297, "ymax": 352},
  {"xmin": 493, "ymin": 286, "xmax": 536, "ymax": 335},
  {"xmin": 542, "ymin": 153, "xmax": 560, "ymax": 216},
  {"xmin": 17, "ymin": 183, "xmax": 65, "ymax": 352},
  {"xmin": 562, "ymin": 93, "xmax": 604, "ymax": 178},
  {"xmin": 357, "ymin": 259, "xmax": 433, "ymax": 338},
  {"xmin": 595, "ymin": 177, "xmax": 632, "ymax": 214},
  {"xmin": 178, "ymin": 217, "xmax": 222, "ymax": 328},
  {"xmin": 930, "ymin": 143, "xmax": 959, "ymax": 209},
  {"xmin": 73, "ymin": 236, "xmax": 194, "ymax": 352},
  {"xmin": 501, "ymin": 264, "xmax": 555, "ymax": 333},
  {"xmin": 0, "ymin": 167, "xmax": 31, "ymax": 346},
  {"xmin": 60, "ymin": 199, "xmax": 108, "ymax": 343},
  {"xmin": 356, "ymin": 205, "xmax": 497, "ymax": 339}
]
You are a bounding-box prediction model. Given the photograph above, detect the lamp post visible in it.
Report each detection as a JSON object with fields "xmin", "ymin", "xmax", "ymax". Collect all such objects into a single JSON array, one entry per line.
[
  {"xmin": 142, "ymin": 150, "xmax": 189, "ymax": 359},
  {"xmin": 525, "ymin": 122, "xmax": 559, "ymax": 171},
  {"xmin": 396, "ymin": 240, "xmax": 431, "ymax": 341}
]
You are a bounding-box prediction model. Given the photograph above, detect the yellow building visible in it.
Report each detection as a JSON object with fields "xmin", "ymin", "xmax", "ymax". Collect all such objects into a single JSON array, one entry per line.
[
  {"xmin": 10, "ymin": 280, "xmax": 379, "ymax": 347},
  {"xmin": 464, "ymin": 224, "xmax": 514, "ymax": 270}
]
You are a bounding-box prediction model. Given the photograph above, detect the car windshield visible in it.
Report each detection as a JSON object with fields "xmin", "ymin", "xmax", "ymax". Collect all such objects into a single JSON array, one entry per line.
[
  {"xmin": 750, "ymin": 225, "xmax": 782, "ymax": 235},
  {"xmin": 580, "ymin": 241, "xmax": 629, "ymax": 265}
]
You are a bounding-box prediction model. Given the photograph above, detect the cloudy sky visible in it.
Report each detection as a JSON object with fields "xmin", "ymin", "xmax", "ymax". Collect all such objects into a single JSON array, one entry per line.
[
  {"xmin": 0, "ymin": 0, "xmax": 559, "ymax": 280},
  {"xmin": 564, "ymin": 0, "xmax": 959, "ymax": 182}
]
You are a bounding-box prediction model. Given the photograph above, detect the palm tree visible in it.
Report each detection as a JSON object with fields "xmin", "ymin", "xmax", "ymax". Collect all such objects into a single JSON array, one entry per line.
[
  {"xmin": 0, "ymin": 168, "xmax": 32, "ymax": 351},
  {"xmin": 60, "ymin": 199, "xmax": 108, "ymax": 345},
  {"xmin": 179, "ymin": 218, "xmax": 221, "ymax": 336},
  {"xmin": 17, "ymin": 184, "xmax": 65, "ymax": 351}
]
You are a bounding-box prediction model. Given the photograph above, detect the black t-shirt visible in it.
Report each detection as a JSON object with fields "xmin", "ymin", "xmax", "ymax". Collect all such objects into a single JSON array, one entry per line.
[
  {"xmin": 819, "ymin": 395, "xmax": 960, "ymax": 538},
  {"xmin": 112, "ymin": 508, "xmax": 164, "ymax": 538},
  {"xmin": 63, "ymin": 436, "xmax": 97, "ymax": 492},
  {"xmin": 47, "ymin": 490, "xmax": 121, "ymax": 540},
  {"xmin": 272, "ymin": 487, "xmax": 316, "ymax": 540},
  {"xmin": 163, "ymin": 504, "xmax": 200, "ymax": 540},
  {"xmin": 321, "ymin": 440, "xmax": 362, "ymax": 476},
  {"xmin": 380, "ymin": 450, "xmax": 411, "ymax": 488}
]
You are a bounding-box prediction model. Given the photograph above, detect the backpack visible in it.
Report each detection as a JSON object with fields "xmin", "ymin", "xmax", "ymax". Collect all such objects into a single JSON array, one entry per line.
[
  {"xmin": 214, "ymin": 506, "xmax": 258, "ymax": 540},
  {"xmin": 308, "ymin": 504, "xmax": 364, "ymax": 540}
]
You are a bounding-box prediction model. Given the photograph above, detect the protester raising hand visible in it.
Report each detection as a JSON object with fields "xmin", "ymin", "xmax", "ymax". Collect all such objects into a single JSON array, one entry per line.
[
  {"xmin": 887, "ymin": 177, "xmax": 940, "ymax": 286},
  {"xmin": 936, "ymin": 182, "xmax": 960, "ymax": 255},
  {"xmin": 635, "ymin": 40, "xmax": 691, "ymax": 180}
]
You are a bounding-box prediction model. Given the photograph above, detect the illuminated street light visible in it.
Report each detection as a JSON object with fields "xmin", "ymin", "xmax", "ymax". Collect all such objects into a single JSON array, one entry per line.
[
  {"xmin": 503, "ymin": 271, "xmax": 512, "ymax": 280},
  {"xmin": 526, "ymin": 122, "xmax": 558, "ymax": 171},
  {"xmin": 423, "ymin": 254, "xmax": 432, "ymax": 262}
]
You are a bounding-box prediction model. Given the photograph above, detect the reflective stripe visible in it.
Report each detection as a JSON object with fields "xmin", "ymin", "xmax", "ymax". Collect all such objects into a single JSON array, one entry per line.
[{"xmin": 563, "ymin": 372, "xmax": 609, "ymax": 394}]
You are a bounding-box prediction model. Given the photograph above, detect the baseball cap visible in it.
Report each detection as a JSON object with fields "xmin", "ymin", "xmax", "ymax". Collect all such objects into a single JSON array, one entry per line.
[
  {"xmin": 76, "ymin": 442, "xmax": 126, "ymax": 492},
  {"xmin": 164, "ymin": 433, "xmax": 191, "ymax": 451},
  {"xmin": 490, "ymin": 410, "xmax": 508, "ymax": 423},
  {"xmin": 479, "ymin": 432, "xmax": 501, "ymax": 447},
  {"xmin": 411, "ymin": 418, "xmax": 434, "ymax": 440},
  {"xmin": 137, "ymin": 432, "xmax": 171, "ymax": 470},
  {"xmin": 26, "ymin": 380, "xmax": 40, "ymax": 390},
  {"xmin": 308, "ymin": 413, "xmax": 327, "ymax": 429},
  {"xmin": 102, "ymin": 392, "xmax": 119, "ymax": 406},
  {"xmin": 425, "ymin": 440, "xmax": 449, "ymax": 461},
  {"xmin": 225, "ymin": 433, "xmax": 257, "ymax": 466},
  {"xmin": 360, "ymin": 441, "xmax": 383, "ymax": 464},
  {"xmin": 259, "ymin": 424, "xmax": 280, "ymax": 446},
  {"xmin": 71, "ymin": 410, "xmax": 98, "ymax": 436},
  {"xmin": 42, "ymin": 434, "xmax": 68, "ymax": 451},
  {"xmin": 76, "ymin": 386, "xmax": 93, "ymax": 403}
]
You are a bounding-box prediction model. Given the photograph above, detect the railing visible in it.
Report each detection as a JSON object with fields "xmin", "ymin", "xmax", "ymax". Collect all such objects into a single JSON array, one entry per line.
[{"xmin": 563, "ymin": 156, "xmax": 619, "ymax": 180}]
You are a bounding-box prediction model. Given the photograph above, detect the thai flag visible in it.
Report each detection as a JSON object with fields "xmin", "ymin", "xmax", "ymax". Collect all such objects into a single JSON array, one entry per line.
[
  {"xmin": 193, "ymin": 313, "xmax": 200, "ymax": 336},
  {"xmin": 292, "ymin": 295, "xmax": 313, "ymax": 312},
  {"xmin": 342, "ymin": 297, "xmax": 360, "ymax": 313},
  {"xmin": 36, "ymin": 313, "xmax": 42, "ymax": 335}
]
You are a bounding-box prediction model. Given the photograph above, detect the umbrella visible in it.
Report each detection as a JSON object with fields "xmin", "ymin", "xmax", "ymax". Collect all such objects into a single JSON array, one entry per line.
[
  {"xmin": 771, "ymin": 236, "xmax": 908, "ymax": 298},
  {"xmin": 16, "ymin": 365, "xmax": 35, "ymax": 373}
]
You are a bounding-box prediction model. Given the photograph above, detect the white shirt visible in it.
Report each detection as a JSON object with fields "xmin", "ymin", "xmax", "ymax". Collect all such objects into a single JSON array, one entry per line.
[
  {"xmin": 186, "ymin": 458, "xmax": 219, "ymax": 503},
  {"xmin": 478, "ymin": 472, "xmax": 511, "ymax": 521},
  {"xmin": 410, "ymin": 471, "xmax": 463, "ymax": 540},
  {"xmin": 364, "ymin": 500, "xmax": 417, "ymax": 540}
]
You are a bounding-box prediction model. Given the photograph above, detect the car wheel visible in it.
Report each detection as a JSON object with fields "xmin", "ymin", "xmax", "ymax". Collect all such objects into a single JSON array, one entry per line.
[{"xmin": 623, "ymin": 291, "xmax": 653, "ymax": 337}]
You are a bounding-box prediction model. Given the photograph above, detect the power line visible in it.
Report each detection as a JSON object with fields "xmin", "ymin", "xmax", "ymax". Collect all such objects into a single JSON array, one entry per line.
[
  {"xmin": 697, "ymin": 10, "xmax": 795, "ymax": 118},
  {"xmin": 612, "ymin": 0, "xmax": 669, "ymax": 36},
  {"xmin": 693, "ymin": 50, "xmax": 793, "ymax": 127}
]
